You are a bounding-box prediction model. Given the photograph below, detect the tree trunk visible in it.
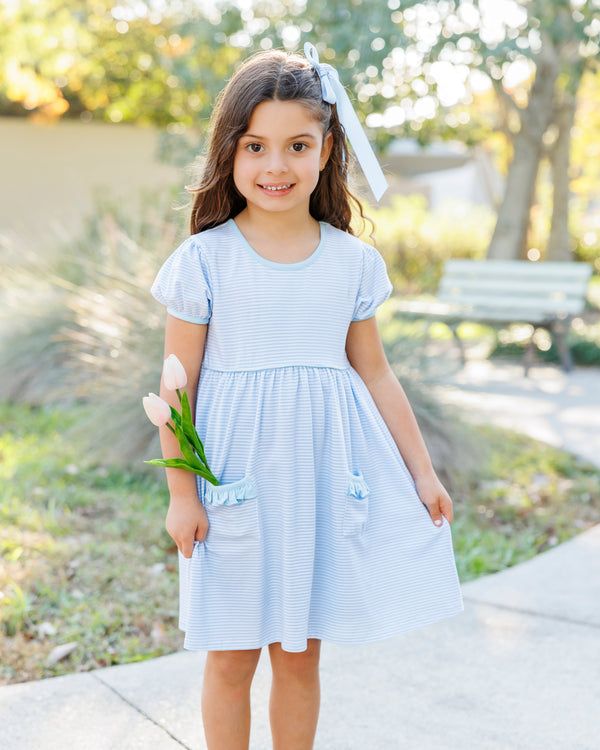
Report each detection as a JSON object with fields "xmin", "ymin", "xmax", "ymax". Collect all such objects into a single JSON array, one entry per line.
[
  {"xmin": 486, "ymin": 133, "xmax": 543, "ymax": 259},
  {"xmin": 546, "ymin": 70, "xmax": 583, "ymax": 261},
  {"xmin": 487, "ymin": 41, "xmax": 559, "ymax": 260},
  {"xmin": 520, "ymin": 167, "xmax": 540, "ymax": 260}
]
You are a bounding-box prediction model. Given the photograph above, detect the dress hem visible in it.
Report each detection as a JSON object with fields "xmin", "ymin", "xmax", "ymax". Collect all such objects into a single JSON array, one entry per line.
[{"xmin": 179, "ymin": 602, "xmax": 464, "ymax": 653}]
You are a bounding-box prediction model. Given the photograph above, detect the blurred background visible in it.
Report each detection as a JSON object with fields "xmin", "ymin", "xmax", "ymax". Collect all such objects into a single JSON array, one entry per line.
[
  {"xmin": 1, "ymin": 0, "xmax": 599, "ymax": 683},
  {"xmin": 2, "ymin": 0, "xmax": 599, "ymax": 262}
]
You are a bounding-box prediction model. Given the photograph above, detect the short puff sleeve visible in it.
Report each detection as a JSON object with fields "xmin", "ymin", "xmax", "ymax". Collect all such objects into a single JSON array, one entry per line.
[
  {"xmin": 151, "ymin": 236, "xmax": 212, "ymax": 324},
  {"xmin": 352, "ymin": 243, "xmax": 393, "ymax": 321}
]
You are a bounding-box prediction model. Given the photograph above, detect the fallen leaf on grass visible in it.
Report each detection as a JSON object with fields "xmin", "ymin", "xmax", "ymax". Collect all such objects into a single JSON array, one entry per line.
[{"xmin": 46, "ymin": 642, "xmax": 78, "ymax": 666}]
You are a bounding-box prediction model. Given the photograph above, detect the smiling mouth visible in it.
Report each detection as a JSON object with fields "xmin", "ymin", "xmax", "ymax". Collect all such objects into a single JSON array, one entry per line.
[{"xmin": 259, "ymin": 184, "xmax": 294, "ymax": 191}]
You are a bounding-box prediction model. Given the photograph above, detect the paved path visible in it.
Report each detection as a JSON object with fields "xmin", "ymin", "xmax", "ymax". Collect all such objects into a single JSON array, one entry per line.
[
  {"xmin": 435, "ymin": 360, "xmax": 600, "ymax": 468},
  {"xmin": 1, "ymin": 362, "xmax": 599, "ymax": 750}
]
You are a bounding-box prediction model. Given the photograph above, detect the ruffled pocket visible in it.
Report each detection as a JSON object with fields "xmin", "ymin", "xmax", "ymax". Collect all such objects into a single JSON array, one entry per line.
[
  {"xmin": 343, "ymin": 471, "xmax": 370, "ymax": 536},
  {"xmin": 205, "ymin": 477, "xmax": 257, "ymax": 506},
  {"xmin": 204, "ymin": 476, "xmax": 259, "ymax": 541}
]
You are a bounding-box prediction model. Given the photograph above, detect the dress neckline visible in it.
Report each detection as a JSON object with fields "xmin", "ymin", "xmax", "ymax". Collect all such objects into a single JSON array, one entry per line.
[{"xmin": 228, "ymin": 219, "xmax": 327, "ymax": 270}]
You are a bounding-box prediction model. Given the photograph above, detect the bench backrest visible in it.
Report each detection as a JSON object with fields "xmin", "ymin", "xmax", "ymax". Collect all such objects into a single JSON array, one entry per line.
[{"xmin": 437, "ymin": 259, "xmax": 593, "ymax": 321}]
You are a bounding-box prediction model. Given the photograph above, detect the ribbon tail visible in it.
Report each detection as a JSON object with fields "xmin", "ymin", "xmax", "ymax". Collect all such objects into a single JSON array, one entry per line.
[{"xmin": 330, "ymin": 79, "xmax": 389, "ymax": 202}]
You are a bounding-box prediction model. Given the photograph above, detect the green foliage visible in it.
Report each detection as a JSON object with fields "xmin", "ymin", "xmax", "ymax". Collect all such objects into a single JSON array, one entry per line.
[
  {"xmin": 1, "ymin": 583, "xmax": 29, "ymax": 638},
  {"xmin": 0, "ymin": 0, "xmax": 241, "ymax": 124},
  {"xmin": 3, "ymin": 0, "xmax": 599, "ymax": 253},
  {"xmin": 367, "ymin": 194, "xmax": 495, "ymax": 293},
  {"xmin": 0, "ymin": 0, "xmax": 410, "ymax": 127},
  {"xmin": 451, "ymin": 424, "xmax": 600, "ymax": 581},
  {"xmin": 490, "ymin": 320, "xmax": 600, "ymax": 367},
  {"xmin": 0, "ymin": 401, "xmax": 181, "ymax": 682},
  {"xmin": 575, "ymin": 239, "xmax": 600, "ymax": 273},
  {"xmin": 0, "ymin": 189, "xmax": 188, "ymax": 463}
]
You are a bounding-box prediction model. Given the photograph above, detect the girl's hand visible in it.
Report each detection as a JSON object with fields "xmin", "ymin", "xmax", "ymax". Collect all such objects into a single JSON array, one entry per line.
[
  {"xmin": 414, "ymin": 473, "xmax": 454, "ymax": 526},
  {"xmin": 165, "ymin": 495, "xmax": 209, "ymax": 558}
]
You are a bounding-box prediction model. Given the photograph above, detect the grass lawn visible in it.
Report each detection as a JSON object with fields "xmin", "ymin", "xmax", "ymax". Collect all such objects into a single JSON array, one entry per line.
[
  {"xmin": 0, "ymin": 402, "xmax": 181, "ymax": 684},
  {"xmin": 1, "ymin": 401, "xmax": 599, "ymax": 684}
]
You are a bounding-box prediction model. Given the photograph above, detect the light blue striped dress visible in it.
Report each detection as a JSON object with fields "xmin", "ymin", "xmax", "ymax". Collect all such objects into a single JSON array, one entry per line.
[{"xmin": 151, "ymin": 218, "xmax": 463, "ymax": 652}]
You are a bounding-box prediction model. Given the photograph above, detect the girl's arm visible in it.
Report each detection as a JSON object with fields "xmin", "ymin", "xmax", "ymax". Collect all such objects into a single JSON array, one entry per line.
[
  {"xmin": 345, "ymin": 316, "xmax": 453, "ymax": 526},
  {"xmin": 159, "ymin": 314, "xmax": 210, "ymax": 557}
]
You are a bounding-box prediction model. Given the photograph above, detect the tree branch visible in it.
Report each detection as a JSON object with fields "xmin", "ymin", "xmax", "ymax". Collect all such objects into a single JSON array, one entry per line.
[{"xmin": 490, "ymin": 77, "xmax": 522, "ymax": 118}]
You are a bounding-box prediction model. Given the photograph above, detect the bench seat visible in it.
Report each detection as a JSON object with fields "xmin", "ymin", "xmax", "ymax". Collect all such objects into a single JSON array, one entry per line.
[{"xmin": 391, "ymin": 259, "xmax": 594, "ymax": 372}]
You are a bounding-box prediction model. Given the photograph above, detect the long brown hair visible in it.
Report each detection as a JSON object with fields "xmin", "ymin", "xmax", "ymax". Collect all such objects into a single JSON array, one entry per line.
[{"xmin": 189, "ymin": 49, "xmax": 367, "ymax": 236}]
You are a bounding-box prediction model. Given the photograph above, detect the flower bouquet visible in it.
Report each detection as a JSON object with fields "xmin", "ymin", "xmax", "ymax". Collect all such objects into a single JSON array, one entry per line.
[{"xmin": 142, "ymin": 354, "xmax": 219, "ymax": 485}]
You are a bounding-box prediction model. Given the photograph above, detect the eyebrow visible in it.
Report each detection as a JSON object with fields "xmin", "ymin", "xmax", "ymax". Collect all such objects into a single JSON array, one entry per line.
[{"xmin": 240, "ymin": 132, "xmax": 319, "ymax": 141}]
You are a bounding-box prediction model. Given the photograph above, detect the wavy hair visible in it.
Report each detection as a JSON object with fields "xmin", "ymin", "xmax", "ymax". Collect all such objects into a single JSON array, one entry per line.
[{"xmin": 188, "ymin": 49, "xmax": 368, "ymax": 236}]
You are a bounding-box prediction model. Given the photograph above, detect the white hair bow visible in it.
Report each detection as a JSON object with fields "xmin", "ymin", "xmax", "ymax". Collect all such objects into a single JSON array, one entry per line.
[{"xmin": 304, "ymin": 42, "xmax": 388, "ymax": 202}]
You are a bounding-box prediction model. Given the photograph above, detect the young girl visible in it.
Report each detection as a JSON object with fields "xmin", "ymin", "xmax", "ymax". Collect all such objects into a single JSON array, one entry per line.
[{"xmin": 151, "ymin": 43, "xmax": 463, "ymax": 750}]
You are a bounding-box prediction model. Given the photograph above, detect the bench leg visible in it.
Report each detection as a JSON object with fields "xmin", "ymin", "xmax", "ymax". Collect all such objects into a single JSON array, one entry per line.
[
  {"xmin": 551, "ymin": 320, "xmax": 573, "ymax": 372},
  {"xmin": 523, "ymin": 336, "xmax": 536, "ymax": 377},
  {"xmin": 448, "ymin": 323, "xmax": 467, "ymax": 366}
]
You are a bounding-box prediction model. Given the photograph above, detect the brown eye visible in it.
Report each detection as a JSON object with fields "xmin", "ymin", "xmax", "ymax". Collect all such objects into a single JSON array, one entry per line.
[
  {"xmin": 246, "ymin": 143, "xmax": 264, "ymax": 153},
  {"xmin": 291, "ymin": 142, "xmax": 307, "ymax": 152}
]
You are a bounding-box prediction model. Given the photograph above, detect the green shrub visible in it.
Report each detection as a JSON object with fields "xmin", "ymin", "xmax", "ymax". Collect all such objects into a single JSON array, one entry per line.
[
  {"xmin": 0, "ymin": 188, "xmax": 189, "ymax": 463},
  {"xmin": 569, "ymin": 211, "xmax": 600, "ymax": 275},
  {"xmin": 490, "ymin": 320, "xmax": 600, "ymax": 366},
  {"xmin": 366, "ymin": 194, "xmax": 495, "ymax": 294}
]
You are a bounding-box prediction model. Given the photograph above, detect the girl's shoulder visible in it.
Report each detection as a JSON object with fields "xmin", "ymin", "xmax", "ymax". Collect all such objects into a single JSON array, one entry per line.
[
  {"xmin": 322, "ymin": 223, "xmax": 385, "ymax": 266},
  {"xmin": 185, "ymin": 220, "xmax": 236, "ymax": 254},
  {"xmin": 152, "ymin": 226, "xmax": 235, "ymax": 323},
  {"xmin": 154, "ymin": 222, "xmax": 235, "ymax": 287},
  {"xmin": 162, "ymin": 221, "xmax": 239, "ymax": 274}
]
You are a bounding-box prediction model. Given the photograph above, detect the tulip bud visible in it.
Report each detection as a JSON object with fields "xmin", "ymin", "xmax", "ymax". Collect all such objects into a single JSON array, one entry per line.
[
  {"xmin": 142, "ymin": 393, "xmax": 172, "ymax": 426},
  {"xmin": 162, "ymin": 354, "xmax": 188, "ymax": 391}
]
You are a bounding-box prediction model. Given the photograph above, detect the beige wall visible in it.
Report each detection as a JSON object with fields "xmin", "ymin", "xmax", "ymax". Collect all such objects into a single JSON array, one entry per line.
[{"xmin": 0, "ymin": 117, "xmax": 185, "ymax": 256}]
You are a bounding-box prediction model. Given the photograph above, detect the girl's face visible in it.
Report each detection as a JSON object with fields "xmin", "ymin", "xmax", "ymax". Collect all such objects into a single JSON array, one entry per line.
[{"xmin": 233, "ymin": 99, "xmax": 333, "ymax": 219}]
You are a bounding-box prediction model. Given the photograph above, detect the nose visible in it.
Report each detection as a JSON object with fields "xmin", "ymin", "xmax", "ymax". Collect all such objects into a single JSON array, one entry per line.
[{"xmin": 265, "ymin": 150, "xmax": 289, "ymax": 175}]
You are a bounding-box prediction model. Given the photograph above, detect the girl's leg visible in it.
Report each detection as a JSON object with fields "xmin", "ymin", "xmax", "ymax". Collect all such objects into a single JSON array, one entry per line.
[
  {"xmin": 268, "ymin": 639, "xmax": 321, "ymax": 750},
  {"xmin": 201, "ymin": 648, "xmax": 262, "ymax": 750}
]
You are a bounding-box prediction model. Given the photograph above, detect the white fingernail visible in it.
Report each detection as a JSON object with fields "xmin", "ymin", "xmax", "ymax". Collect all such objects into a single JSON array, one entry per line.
[{"xmin": 434, "ymin": 520, "xmax": 443, "ymax": 526}]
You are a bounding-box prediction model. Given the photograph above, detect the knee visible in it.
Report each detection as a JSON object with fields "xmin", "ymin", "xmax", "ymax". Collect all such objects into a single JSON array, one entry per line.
[
  {"xmin": 206, "ymin": 649, "xmax": 260, "ymax": 688},
  {"xmin": 270, "ymin": 639, "xmax": 321, "ymax": 681}
]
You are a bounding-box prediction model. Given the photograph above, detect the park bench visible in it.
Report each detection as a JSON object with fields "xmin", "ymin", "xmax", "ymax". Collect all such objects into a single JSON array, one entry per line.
[{"xmin": 390, "ymin": 259, "xmax": 594, "ymax": 373}]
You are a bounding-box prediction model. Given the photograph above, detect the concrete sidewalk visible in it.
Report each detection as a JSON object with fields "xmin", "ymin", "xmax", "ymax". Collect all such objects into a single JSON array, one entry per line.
[
  {"xmin": 435, "ymin": 359, "xmax": 600, "ymax": 468},
  {"xmin": 2, "ymin": 362, "xmax": 599, "ymax": 750}
]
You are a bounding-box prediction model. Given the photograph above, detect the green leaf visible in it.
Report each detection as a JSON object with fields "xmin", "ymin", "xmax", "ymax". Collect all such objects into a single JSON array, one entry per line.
[
  {"xmin": 169, "ymin": 406, "xmax": 183, "ymax": 429},
  {"xmin": 171, "ymin": 418, "xmax": 204, "ymax": 469},
  {"xmin": 165, "ymin": 401, "xmax": 219, "ymax": 485},
  {"xmin": 180, "ymin": 391, "xmax": 209, "ymax": 464},
  {"xmin": 144, "ymin": 458, "xmax": 213, "ymax": 480},
  {"xmin": 178, "ymin": 393, "xmax": 219, "ymax": 484}
]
